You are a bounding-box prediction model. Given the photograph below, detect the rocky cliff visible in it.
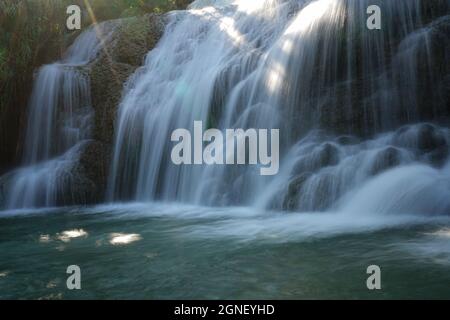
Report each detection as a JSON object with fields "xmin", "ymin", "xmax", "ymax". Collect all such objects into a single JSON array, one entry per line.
[
  {"xmin": 0, "ymin": 14, "xmax": 165, "ymax": 208},
  {"xmin": 81, "ymin": 14, "xmax": 166, "ymax": 202}
]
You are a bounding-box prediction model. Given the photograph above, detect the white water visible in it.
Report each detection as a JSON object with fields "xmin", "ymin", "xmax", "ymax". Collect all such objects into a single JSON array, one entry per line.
[
  {"xmin": 3, "ymin": 22, "xmax": 116, "ymax": 209},
  {"xmin": 259, "ymin": 123, "xmax": 450, "ymax": 213},
  {"xmin": 0, "ymin": 0, "xmax": 448, "ymax": 221},
  {"xmin": 107, "ymin": 0, "xmax": 450, "ymax": 217},
  {"xmin": 21, "ymin": 64, "xmax": 92, "ymax": 165}
]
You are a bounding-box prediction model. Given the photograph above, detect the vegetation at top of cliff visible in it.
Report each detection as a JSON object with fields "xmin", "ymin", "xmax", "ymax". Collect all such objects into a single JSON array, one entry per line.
[{"xmin": 0, "ymin": 0, "xmax": 190, "ymax": 105}]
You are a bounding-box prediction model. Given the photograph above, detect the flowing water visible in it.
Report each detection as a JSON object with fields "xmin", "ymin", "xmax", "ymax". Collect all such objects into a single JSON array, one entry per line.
[
  {"xmin": 3, "ymin": 22, "xmax": 116, "ymax": 209},
  {"xmin": 1, "ymin": 204, "xmax": 450, "ymax": 299},
  {"xmin": 108, "ymin": 0, "xmax": 450, "ymax": 210},
  {"xmin": 0, "ymin": 0, "xmax": 450, "ymax": 299}
]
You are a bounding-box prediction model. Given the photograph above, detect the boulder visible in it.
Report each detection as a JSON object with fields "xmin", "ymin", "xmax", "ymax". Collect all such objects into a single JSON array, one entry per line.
[
  {"xmin": 368, "ymin": 146, "xmax": 402, "ymax": 176},
  {"xmin": 291, "ymin": 142, "xmax": 341, "ymax": 176}
]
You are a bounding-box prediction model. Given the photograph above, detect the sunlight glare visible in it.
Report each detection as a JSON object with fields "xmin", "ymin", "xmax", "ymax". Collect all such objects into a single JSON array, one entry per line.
[
  {"xmin": 56, "ymin": 229, "xmax": 88, "ymax": 242},
  {"xmin": 285, "ymin": 0, "xmax": 335, "ymax": 36},
  {"xmin": 109, "ymin": 233, "xmax": 142, "ymax": 246}
]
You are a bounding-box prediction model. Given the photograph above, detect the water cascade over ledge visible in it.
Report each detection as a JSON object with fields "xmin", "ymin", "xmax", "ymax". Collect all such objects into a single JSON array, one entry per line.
[
  {"xmin": 0, "ymin": 0, "xmax": 448, "ymax": 216},
  {"xmin": 106, "ymin": 0, "xmax": 450, "ymax": 215},
  {"xmin": 3, "ymin": 23, "xmax": 116, "ymax": 209}
]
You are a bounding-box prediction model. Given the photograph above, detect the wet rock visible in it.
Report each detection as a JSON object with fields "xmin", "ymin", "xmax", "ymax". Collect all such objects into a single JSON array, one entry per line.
[
  {"xmin": 312, "ymin": 13, "xmax": 450, "ymax": 138},
  {"xmin": 81, "ymin": 14, "xmax": 166, "ymax": 202},
  {"xmin": 90, "ymin": 14, "xmax": 165, "ymax": 148},
  {"xmin": 298, "ymin": 173, "xmax": 338, "ymax": 212},
  {"xmin": 335, "ymin": 135, "xmax": 360, "ymax": 146},
  {"xmin": 0, "ymin": 173, "xmax": 12, "ymax": 209},
  {"xmin": 0, "ymin": 14, "xmax": 166, "ymax": 209},
  {"xmin": 392, "ymin": 123, "xmax": 448, "ymax": 167},
  {"xmin": 427, "ymin": 147, "xmax": 449, "ymax": 167},
  {"xmin": 282, "ymin": 173, "xmax": 311, "ymax": 211},
  {"xmin": 416, "ymin": 124, "xmax": 447, "ymax": 152},
  {"xmin": 421, "ymin": 0, "xmax": 450, "ymax": 24},
  {"xmin": 291, "ymin": 142, "xmax": 340, "ymax": 176},
  {"xmin": 369, "ymin": 147, "xmax": 402, "ymax": 176},
  {"xmin": 393, "ymin": 123, "xmax": 448, "ymax": 151},
  {"xmin": 70, "ymin": 140, "xmax": 109, "ymax": 204},
  {"xmin": 415, "ymin": 16, "xmax": 450, "ymax": 121},
  {"xmin": 415, "ymin": 124, "xmax": 449, "ymax": 167},
  {"xmin": 112, "ymin": 15, "xmax": 165, "ymax": 66},
  {"xmin": 0, "ymin": 142, "xmax": 99, "ymax": 208}
]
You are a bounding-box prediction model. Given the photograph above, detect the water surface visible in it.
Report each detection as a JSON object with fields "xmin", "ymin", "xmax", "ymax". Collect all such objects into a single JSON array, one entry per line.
[{"xmin": 1, "ymin": 203, "xmax": 449, "ymax": 299}]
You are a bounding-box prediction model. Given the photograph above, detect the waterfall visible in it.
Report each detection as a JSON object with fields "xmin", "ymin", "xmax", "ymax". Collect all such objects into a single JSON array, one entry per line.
[
  {"xmin": 257, "ymin": 123, "xmax": 450, "ymax": 213},
  {"xmin": 4, "ymin": 22, "xmax": 116, "ymax": 209},
  {"xmin": 107, "ymin": 0, "xmax": 450, "ymax": 215}
]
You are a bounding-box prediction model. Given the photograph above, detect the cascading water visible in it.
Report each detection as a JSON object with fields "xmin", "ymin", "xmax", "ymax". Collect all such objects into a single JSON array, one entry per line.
[
  {"xmin": 4, "ymin": 22, "xmax": 116, "ymax": 209},
  {"xmin": 258, "ymin": 123, "xmax": 450, "ymax": 214},
  {"xmin": 0, "ymin": 0, "xmax": 450, "ymax": 300},
  {"xmin": 108, "ymin": 0, "xmax": 450, "ymax": 215}
]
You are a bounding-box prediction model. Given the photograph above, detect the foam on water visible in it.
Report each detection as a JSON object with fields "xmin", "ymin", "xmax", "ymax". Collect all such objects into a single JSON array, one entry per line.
[{"xmin": 25, "ymin": 201, "xmax": 444, "ymax": 244}]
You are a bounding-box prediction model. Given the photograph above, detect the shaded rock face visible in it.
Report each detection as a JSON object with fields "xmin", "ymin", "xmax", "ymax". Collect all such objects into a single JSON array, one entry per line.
[
  {"xmin": 68, "ymin": 140, "xmax": 109, "ymax": 205},
  {"xmin": 368, "ymin": 147, "xmax": 402, "ymax": 177},
  {"xmin": 282, "ymin": 173, "xmax": 312, "ymax": 211},
  {"xmin": 393, "ymin": 123, "xmax": 449, "ymax": 166},
  {"xmin": 0, "ymin": 82, "xmax": 32, "ymax": 176},
  {"xmin": 421, "ymin": 0, "xmax": 450, "ymax": 24},
  {"xmin": 77, "ymin": 14, "xmax": 165, "ymax": 204},
  {"xmin": 291, "ymin": 142, "xmax": 341, "ymax": 176},
  {"xmin": 0, "ymin": 173, "xmax": 12, "ymax": 208},
  {"xmin": 91, "ymin": 14, "xmax": 165, "ymax": 146}
]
